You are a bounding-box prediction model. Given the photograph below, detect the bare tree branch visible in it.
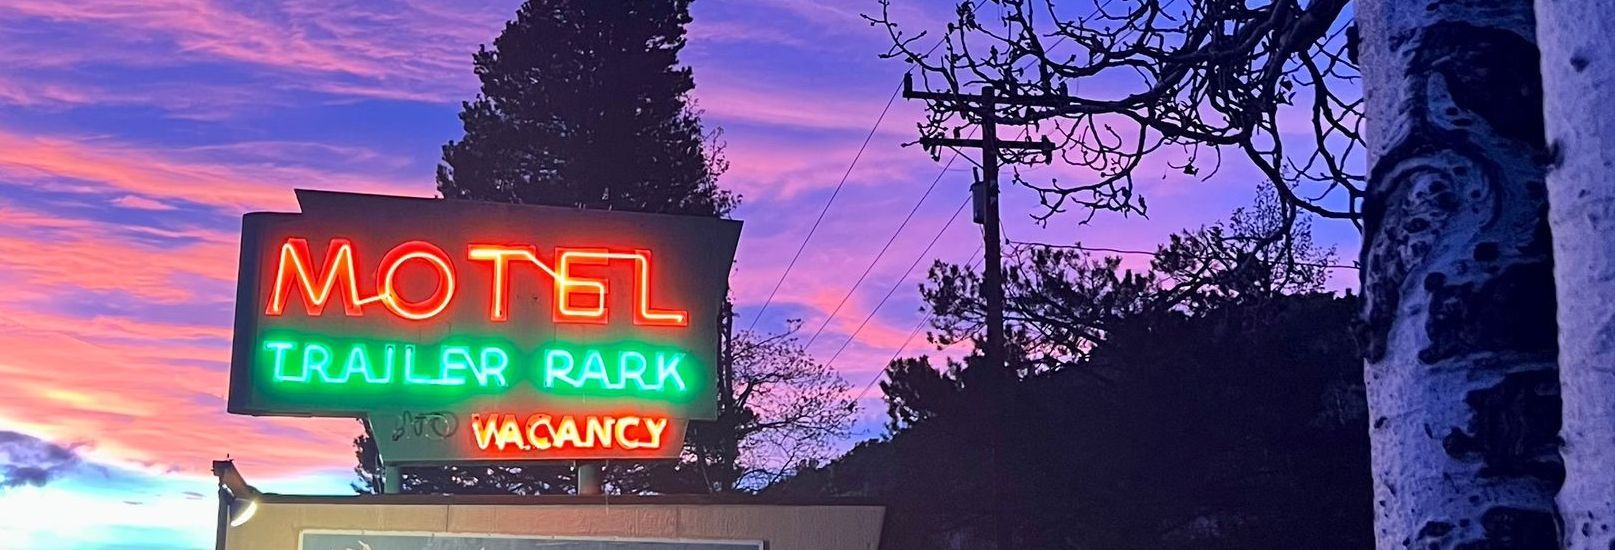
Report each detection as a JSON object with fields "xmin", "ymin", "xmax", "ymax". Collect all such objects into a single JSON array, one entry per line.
[{"xmin": 868, "ymin": 0, "xmax": 1363, "ymax": 223}]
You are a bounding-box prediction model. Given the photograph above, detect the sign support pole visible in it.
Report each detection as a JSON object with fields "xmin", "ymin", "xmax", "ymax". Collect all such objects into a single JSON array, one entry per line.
[
  {"xmin": 577, "ymin": 461, "xmax": 603, "ymax": 495},
  {"xmin": 383, "ymin": 465, "xmax": 401, "ymax": 494}
]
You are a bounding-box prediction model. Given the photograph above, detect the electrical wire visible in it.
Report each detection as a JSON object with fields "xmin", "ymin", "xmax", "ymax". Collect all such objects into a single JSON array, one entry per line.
[
  {"xmin": 823, "ymin": 195, "xmax": 970, "ymax": 365},
  {"xmin": 848, "ymin": 246, "xmax": 983, "ymax": 406},
  {"xmin": 742, "ymin": 2, "xmax": 987, "ymax": 332},
  {"xmin": 745, "ymin": 87, "xmax": 899, "ymax": 332},
  {"xmin": 802, "ymin": 146, "xmax": 969, "ymax": 349}
]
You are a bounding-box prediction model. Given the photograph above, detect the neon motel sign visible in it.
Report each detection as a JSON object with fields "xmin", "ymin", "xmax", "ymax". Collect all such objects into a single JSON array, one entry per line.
[{"xmin": 227, "ymin": 190, "xmax": 741, "ymax": 463}]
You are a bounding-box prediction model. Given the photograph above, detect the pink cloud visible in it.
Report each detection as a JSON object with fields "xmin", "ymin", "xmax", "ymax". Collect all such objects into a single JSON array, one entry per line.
[
  {"xmin": 0, "ymin": 201, "xmax": 361, "ymax": 477},
  {"xmin": 0, "ymin": 197, "xmax": 231, "ymax": 303},
  {"xmin": 0, "ymin": 225, "xmax": 237, "ymax": 302},
  {"xmin": 0, "ymin": 77, "xmax": 295, "ymax": 121},
  {"xmin": 697, "ymin": 82, "xmax": 906, "ymax": 131},
  {"xmin": 175, "ymin": 140, "xmax": 409, "ymax": 169},
  {"xmin": 721, "ymin": 133, "xmax": 940, "ymax": 200},
  {"xmin": 0, "ymin": 128, "xmax": 429, "ymax": 211},
  {"xmin": 0, "ymin": 0, "xmax": 517, "ymax": 105},
  {"xmin": 2, "ymin": 0, "xmax": 378, "ymax": 76},
  {"xmin": 755, "ymin": 0, "xmax": 866, "ymax": 29},
  {"xmin": 0, "ymin": 307, "xmax": 356, "ymax": 477},
  {"xmin": 0, "ymin": 80, "xmax": 98, "ymax": 108}
]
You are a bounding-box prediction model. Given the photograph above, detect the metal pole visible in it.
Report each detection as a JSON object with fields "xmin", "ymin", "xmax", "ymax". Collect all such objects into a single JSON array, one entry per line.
[
  {"xmin": 577, "ymin": 461, "xmax": 603, "ymax": 495},
  {"xmin": 382, "ymin": 465, "xmax": 401, "ymax": 494},
  {"xmin": 214, "ymin": 484, "xmax": 229, "ymax": 550}
]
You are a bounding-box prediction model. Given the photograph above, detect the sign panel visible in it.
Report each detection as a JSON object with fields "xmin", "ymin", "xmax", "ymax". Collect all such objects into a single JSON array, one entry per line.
[
  {"xmin": 300, "ymin": 531, "xmax": 763, "ymax": 550},
  {"xmin": 228, "ymin": 190, "xmax": 740, "ymax": 463}
]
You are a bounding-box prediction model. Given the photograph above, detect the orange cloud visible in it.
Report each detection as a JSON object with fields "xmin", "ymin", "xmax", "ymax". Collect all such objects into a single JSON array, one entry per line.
[{"xmin": 0, "ymin": 307, "xmax": 357, "ymax": 477}]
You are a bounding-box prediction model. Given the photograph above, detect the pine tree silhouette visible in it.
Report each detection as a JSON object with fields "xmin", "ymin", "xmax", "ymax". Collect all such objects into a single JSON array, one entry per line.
[{"xmin": 436, "ymin": 0, "xmax": 736, "ymax": 217}]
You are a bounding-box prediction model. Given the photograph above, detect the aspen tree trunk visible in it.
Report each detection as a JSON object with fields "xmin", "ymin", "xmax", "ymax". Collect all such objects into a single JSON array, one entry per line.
[
  {"xmin": 1538, "ymin": 1, "xmax": 1615, "ymax": 547},
  {"xmin": 1356, "ymin": 0, "xmax": 1563, "ymax": 547}
]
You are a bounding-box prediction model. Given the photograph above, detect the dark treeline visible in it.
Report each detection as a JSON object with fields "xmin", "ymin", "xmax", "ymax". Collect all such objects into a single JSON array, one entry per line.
[
  {"xmin": 772, "ymin": 195, "xmax": 1373, "ymax": 549},
  {"xmin": 352, "ymin": 1, "xmax": 1377, "ymax": 546}
]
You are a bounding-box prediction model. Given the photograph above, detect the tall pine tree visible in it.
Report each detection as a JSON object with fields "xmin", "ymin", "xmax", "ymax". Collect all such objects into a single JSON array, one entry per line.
[
  {"xmin": 436, "ymin": 0, "xmax": 736, "ymax": 217},
  {"xmin": 358, "ymin": 0, "xmax": 740, "ymax": 497}
]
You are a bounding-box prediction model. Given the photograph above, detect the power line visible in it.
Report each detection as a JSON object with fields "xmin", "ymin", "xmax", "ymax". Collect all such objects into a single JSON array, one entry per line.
[
  {"xmin": 803, "ymin": 145, "xmax": 970, "ymax": 349},
  {"xmin": 823, "ymin": 194, "xmax": 971, "ymax": 365},
  {"xmin": 745, "ymin": 87, "xmax": 900, "ymax": 332},
  {"xmin": 848, "ymin": 246, "xmax": 983, "ymax": 406},
  {"xmin": 743, "ymin": 5, "xmax": 985, "ymax": 333},
  {"xmin": 808, "ymin": 118, "xmax": 1016, "ymax": 353}
]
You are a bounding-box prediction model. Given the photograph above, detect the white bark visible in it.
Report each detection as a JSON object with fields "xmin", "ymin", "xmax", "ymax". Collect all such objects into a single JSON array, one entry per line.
[
  {"xmin": 1538, "ymin": 0, "xmax": 1615, "ymax": 547},
  {"xmin": 1358, "ymin": 0, "xmax": 1562, "ymax": 547}
]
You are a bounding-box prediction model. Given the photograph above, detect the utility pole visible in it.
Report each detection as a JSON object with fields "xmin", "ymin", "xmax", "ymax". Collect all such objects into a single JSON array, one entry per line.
[
  {"xmin": 903, "ymin": 74, "xmax": 1054, "ymax": 550},
  {"xmin": 901, "ymin": 74, "xmax": 1053, "ymax": 381},
  {"xmin": 901, "ymin": 74, "xmax": 1053, "ymax": 549}
]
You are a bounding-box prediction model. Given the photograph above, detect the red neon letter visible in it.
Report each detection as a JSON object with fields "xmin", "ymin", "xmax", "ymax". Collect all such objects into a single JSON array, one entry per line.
[
  {"xmin": 553, "ymin": 249, "xmax": 687, "ymax": 326},
  {"xmin": 630, "ymin": 250, "xmax": 688, "ymax": 327},
  {"xmin": 377, "ymin": 240, "xmax": 456, "ymax": 321},
  {"xmin": 265, "ymin": 238, "xmax": 367, "ymax": 317},
  {"xmin": 554, "ymin": 248, "xmax": 611, "ymax": 324},
  {"xmin": 467, "ymin": 244, "xmax": 560, "ymax": 322}
]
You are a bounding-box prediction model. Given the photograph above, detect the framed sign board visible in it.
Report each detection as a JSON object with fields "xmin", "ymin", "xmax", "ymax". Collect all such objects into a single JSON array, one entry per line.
[{"xmin": 228, "ymin": 190, "xmax": 741, "ymax": 463}]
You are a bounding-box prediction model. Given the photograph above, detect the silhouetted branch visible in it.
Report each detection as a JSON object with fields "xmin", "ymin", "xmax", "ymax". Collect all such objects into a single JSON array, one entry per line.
[{"xmin": 868, "ymin": 0, "xmax": 1362, "ymax": 223}]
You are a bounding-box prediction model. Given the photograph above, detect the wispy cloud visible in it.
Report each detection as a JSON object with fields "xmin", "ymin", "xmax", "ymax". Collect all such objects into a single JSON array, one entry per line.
[
  {"xmin": 0, "ymin": 306, "xmax": 358, "ymax": 476},
  {"xmin": 0, "ymin": 0, "xmax": 517, "ymax": 108},
  {"xmin": 110, "ymin": 195, "xmax": 177, "ymax": 211},
  {"xmin": 688, "ymin": 19, "xmax": 814, "ymax": 49},
  {"xmin": 698, "ymin": 81, "xmax": 912, "ymax": 132},
  {"xmin": 0, "ymin": 431, "xmax": 84, "ymax": 489},
  {"xmin": 0, "ymin": 129, "xmax": 428, "ymax": 211},
  {"xmin": 3, "ymin": 0, "xmax": 400, "ymax": 77}
]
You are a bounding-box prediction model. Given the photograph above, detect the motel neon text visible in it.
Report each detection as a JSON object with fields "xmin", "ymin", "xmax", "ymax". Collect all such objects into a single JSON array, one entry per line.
[{"xmin": 264, "ymin": 237, "xmax": 688, "ymax": 325}]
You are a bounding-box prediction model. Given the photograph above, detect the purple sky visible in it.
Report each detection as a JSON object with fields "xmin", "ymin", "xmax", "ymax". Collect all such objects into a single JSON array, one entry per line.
[{"xmin": 0, "ymin": 0, "xmax": 1360, "ymax": 546}]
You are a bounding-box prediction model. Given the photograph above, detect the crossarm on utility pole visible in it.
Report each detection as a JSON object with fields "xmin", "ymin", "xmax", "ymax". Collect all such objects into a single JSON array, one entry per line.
[
  {"xmin": 919, "ymin": 136, "xmax": 1054, "ymax": 152},
  {"xmin": 902, "ymin": 73, "xmax": 1077, "ymax": 108}
]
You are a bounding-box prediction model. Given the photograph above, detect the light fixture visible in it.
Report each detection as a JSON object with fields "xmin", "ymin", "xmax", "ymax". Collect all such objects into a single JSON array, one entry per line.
[
  {"xmin": 212, "ymin": 460, "xmax": 263, "ymax": 528},
  {"xmin": 227, "ymin": 496, "xmax": 259, "ymax": 527}
]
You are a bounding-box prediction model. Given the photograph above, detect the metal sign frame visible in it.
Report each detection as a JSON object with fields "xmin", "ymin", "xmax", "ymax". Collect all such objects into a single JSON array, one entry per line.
[{"xmin": 227, "ymin": 190, "xmax": 741, "ymax": 463}]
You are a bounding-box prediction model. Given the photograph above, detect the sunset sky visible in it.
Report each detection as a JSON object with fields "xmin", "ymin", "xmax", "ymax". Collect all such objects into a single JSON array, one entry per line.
[{"xmin": 0, "ymin": 0, "xmax": 1360, "ymax": 547}]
